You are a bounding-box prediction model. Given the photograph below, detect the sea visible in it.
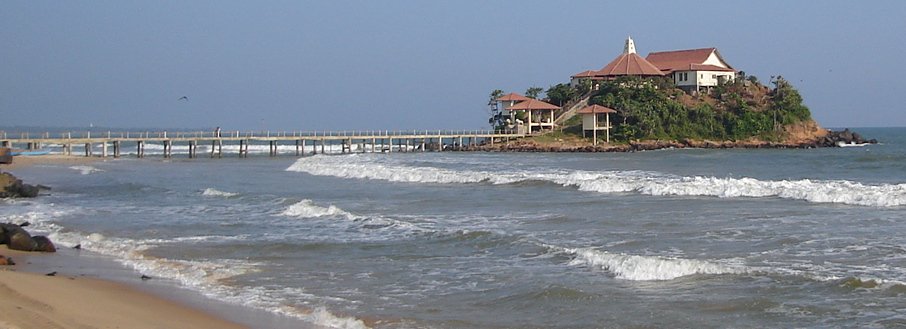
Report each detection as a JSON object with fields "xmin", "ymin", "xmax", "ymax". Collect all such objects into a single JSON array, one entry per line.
[{"xmin": 3, "ymin": 127, "xmax": 906, "ymax": 328}]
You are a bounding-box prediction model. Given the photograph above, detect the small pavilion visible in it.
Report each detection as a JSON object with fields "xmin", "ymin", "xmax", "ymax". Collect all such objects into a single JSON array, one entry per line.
[
  {"xmin": 577, "ymin": 104, "xmax": 617, "ymax": 144},
  {"xmin": 496, "ymin": 92, "xmax": 532, "ymax": 108},
  {"xmin": 506, "ymin": 99, "xmax": 560, "ymax": 134}
]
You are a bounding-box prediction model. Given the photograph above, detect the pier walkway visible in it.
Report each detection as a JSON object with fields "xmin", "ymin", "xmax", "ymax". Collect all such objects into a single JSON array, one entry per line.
[{"xmin": 0, "ymin": 130, "xmax": 524, "ymax": 158}]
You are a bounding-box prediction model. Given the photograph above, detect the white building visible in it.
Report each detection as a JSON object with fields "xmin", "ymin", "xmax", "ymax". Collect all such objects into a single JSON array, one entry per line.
[{"xmin": 645, "ymin": 48, "xmax": 736, "ymax": 93}]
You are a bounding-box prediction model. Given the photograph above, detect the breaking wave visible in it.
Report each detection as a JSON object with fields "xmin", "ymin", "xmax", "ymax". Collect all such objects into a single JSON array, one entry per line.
[
  {"xmin": 560, "ymin": 247, "xmax": 747, "ymax": 281},
  {"xmin": 286, "ymin": 156, "xmax": 906, "ymax": 207},
  {"xmin": 70, "ymin": 165, "xmax": 103, "ymax": 175},
  {"xmin": 201, "ymin": 188, "xmax": 238, "ymax": 197},
  {"xmin": 281, "ymin": 199, "xmax": 359, "ymax": 219}
]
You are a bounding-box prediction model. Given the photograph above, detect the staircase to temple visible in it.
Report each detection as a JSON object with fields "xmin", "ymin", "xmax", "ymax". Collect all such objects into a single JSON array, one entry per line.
[{"xmin": 553, "ymin": 94, "xmax": 591, "ymax": 126}]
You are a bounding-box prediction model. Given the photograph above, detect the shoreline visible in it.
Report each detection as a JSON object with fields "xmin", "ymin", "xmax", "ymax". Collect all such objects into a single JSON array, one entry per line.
[
  {"xmin": 1, "ymin": 156, "xmax": 315, "ymax": 329},
  {"xmin": 0, "ymin": 246, "xmax": 250, "ymax": 329},
  {"xmin": 0, "ymin": 154, "xmax": 103, "ymax": 171},
  {"xmin": 1, "ymin": 237, "xmax": 316, "ymax": 329}
]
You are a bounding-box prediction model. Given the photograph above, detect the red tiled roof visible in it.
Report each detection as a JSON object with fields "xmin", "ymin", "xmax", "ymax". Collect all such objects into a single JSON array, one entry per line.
[
  {"xmin": 505, "ymin": 99, "xmax": 560, "ymax": 111},
  {"xmin": 684, "ymin": 64, "xmax": 735, "ymax": 72},
  {"xmin": 577, "ymin": 104, "xmax": 617, "ymax": 114},
  {"xmin": 645, "ymin": 48, "xmax": 734, "ymax": 72},
  {"xmin": 571, "ymin": 70, "xmax": 598, "ymax": 78},
  {"xmin": 496, "ymin": 92, "xmax": 531, "ymax": 102},
  {"xmin": 595, "ymin": 52, "xmax": 664, "ymax": 77}
]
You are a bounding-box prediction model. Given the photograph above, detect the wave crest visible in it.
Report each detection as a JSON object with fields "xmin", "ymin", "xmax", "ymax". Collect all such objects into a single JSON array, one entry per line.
[
  {"xmin": 202, "ymin": 188, "xmax": 238, "ymax": 197},
  {"xmin": 287, "ymin": 156, "xmax": 906, "ymax": 207},
  {"xmin": 70, "ymin": 165, "xmax": 103, "ymax": 175},
  {"xmin": 564, "ymin": 247, "xmax": 746, "ymax": 281},
  {"xmin": 281, "ymin": 199, "xmax": 358, "ymax": 220}
]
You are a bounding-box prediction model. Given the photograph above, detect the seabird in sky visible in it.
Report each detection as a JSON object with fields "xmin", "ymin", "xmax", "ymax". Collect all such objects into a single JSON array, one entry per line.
[{"xmin": 178, "ymin": 96, "xmax": 189, "ymax": 101}]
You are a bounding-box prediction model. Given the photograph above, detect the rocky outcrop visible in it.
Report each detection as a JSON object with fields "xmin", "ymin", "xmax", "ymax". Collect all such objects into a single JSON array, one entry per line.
[
  {"xmin": 0, "ymin": 223, "xmax": 56, "ymax": 253},
  {"xmin": 0, "ymin": 172, "xmax": 41, "ymax": 198},
  {"xmin": 461, "ymin": 137, "xmax": 839, "ymax": 153},
  {"xmin": 818, "ymin": 128, "xmax": 878, "ymax": 147},
  {"xmin": 459, "ymin": 124, "xmax": 876, "ymax": 153}
]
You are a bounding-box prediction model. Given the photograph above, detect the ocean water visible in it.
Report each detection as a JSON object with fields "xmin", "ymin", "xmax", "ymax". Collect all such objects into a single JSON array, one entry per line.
[{"xmin": 4, "ymin": 127, "xmax": 906, "ymax": 328}]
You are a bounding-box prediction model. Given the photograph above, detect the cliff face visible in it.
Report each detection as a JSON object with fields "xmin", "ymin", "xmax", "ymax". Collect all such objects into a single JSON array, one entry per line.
[{"xmin": 782, "ymin": 119, "xmax": 828, "ymax": 144}]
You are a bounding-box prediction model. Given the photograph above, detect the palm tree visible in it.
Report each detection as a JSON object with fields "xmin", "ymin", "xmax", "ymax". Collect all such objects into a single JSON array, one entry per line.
[
  {"xmin": 488, "ymin": 89, "xmax": 505, "ymax": 129},
  {"xmin": 525, "ymin": 87, "xmax": 543, "ymax": 99}
]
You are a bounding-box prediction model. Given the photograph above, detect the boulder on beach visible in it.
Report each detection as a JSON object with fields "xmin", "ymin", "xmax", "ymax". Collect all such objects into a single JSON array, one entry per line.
[
  {"xmin": 0, "ymin": 255, "xmax": 14, "ymax": 266},
  {"xmin": 0, "ymin": 223, "xmax": 56, "ymax": 252},
  {"xmin": 0, "ymin": 172, "xmax": 40, "ymax": 198},
  {"xmin": 32, "ymin": 236, "xmax": 56, "ymax": 253}
]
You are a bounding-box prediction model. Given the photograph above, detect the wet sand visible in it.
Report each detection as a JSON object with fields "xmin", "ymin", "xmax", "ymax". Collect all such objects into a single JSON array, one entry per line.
[{"xmin": 0, "ymin": 246, "xmax": 248, "ymax": 329}]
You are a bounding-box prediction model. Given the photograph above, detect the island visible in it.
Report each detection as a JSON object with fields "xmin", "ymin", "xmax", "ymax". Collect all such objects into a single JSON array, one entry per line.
[{"xmin": 476, "ymin": 37, "xmax": 875, "ymax": 152}]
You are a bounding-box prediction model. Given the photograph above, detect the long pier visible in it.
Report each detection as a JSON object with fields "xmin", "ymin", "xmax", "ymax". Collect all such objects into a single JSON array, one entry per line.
[{"xmin": 0, "ymin": 130, "xmax": 524, "ymax": 158}]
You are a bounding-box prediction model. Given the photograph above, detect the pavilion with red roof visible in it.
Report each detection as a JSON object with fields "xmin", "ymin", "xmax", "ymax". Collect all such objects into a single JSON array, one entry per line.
[
  {"xmin": 577, "ymin": 104, "xmax": 617, "ymax": 144},
  {"xmin": 505, "ymin": 98, "xmax": 560, "ymax": 134},
  {"xmin": 496, "ymin": 92, "xmax": 532, "ymax": 108}
]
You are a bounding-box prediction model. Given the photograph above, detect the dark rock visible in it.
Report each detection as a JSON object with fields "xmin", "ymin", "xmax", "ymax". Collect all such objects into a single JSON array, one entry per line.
[
  {"xmin": 73, "ymin": 243, "xmax": 81, "ymax": 250},
  {"xmin": 141, "ymin": 274, "xmax": 152, "ymax": 280},
  {"xmin": 46, "ymin": 271, "xmax": 57, "ymax": 276},
  {"xmin": 7, "ymin": 227, "xmax": 37, "ymax": 251},
  {"xmin": 0, "ymin": 172, "xmax": 41, "ymax": 198},
  {"xmin": 0, "ymin": 255, "xmax": 13, "ymax": 266},
  {"xmin": 32, "ymin": 236, "xmax": 56, "ymax": 253}
]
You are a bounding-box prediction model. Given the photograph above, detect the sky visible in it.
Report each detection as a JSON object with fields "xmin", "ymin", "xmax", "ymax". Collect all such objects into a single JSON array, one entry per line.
[{"xmin": 2, "ymin": 1, "xmax": 905, "ymax": 131}]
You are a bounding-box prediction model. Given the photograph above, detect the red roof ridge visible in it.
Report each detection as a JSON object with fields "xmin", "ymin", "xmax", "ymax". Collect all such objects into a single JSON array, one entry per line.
[
  {"xmin": 496, "ymin": 92, "xmax": 532, "ymax": 102},
  {"xmin": 577, "ymin": 104, "xmax": 617, "ymax": 114},
  {"xmin": 596, "ymin": 52, "xmax": 664, "ymax": 77},
  {"xmin": 505, "ymin": 99, "xmax": 560, "ymax": 111},
  {"xmin": 647, "ymin": 47, "xmax": 716, "ymax": 56}
]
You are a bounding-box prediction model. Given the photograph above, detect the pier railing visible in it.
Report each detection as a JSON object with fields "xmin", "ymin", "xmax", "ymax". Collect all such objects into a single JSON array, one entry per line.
[
  {"xmin": 0, "ymin": 129, "xmax": 518, "ymax": 140},
  {"xmin": 0, "ymin": 129, "xmax": 525, "ymax": 158}
]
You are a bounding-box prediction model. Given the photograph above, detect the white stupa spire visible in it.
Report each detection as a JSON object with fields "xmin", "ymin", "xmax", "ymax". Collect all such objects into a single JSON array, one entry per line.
[{"xmin": 624, "ymin": 36, "xmax": 636, "ymax": 54}]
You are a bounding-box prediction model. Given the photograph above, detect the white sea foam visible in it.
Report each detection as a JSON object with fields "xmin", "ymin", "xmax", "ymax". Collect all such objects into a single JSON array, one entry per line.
[
  {"xmin": 286, "ymin": 155, "xmax": 499, "ymax": 184},
  {"xmin": 287, "ymin": 156, "xmax": 906, "ymax": 207},
  {"xmin": 563, "ymin": 247, "xmax": 747, "ymax": 281},
  {"xmin": 69, "ymin": 165, "xmax": 104, "ymax": 175},
  {"xmin": 14, "ymin": 201, "xmax": 368, "ymax": 329},
  {"xmin": 51, "ymin": 229, "xmax": 369, "ymax": 328},
  {"xmin": 281, "ymin": 199, "xmax": 359, "ymax": 219},
  {"xmin": 201, "ymin": 188, "xmax": 238, "ymax": 197}
]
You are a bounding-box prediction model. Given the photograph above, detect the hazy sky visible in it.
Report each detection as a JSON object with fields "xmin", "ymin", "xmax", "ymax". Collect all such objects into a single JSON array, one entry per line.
[{"xmin": 2, "ymin": 1, "xmax": 905, "ymax": 131}]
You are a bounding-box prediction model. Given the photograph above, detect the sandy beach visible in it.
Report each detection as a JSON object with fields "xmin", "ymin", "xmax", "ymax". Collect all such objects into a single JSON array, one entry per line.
[
  {"xmin": 1, "ymin": 154, "xmax": 102, "ymax": 171},
  {"xmin": 0, "ymin": 247, "xmax": 248, "ymax": 329},
  {"xmin": 1, "ymin": 155, "xmax": 251, "ymax": 329}
]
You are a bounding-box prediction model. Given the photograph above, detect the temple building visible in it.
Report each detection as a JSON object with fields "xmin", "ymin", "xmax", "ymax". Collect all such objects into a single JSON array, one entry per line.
[
  {"xmin": 570, "ymin": 36, "xmax": 664, "ymax": 88},
  {"xmin": 570, "ymin": 37, "xmax": 737, "ymax": 94}
]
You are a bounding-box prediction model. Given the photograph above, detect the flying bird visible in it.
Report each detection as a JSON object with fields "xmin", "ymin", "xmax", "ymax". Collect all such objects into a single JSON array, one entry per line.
[{"xmin": 178, "ymin": 96, "xmax": 189, "ymax": 101}]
